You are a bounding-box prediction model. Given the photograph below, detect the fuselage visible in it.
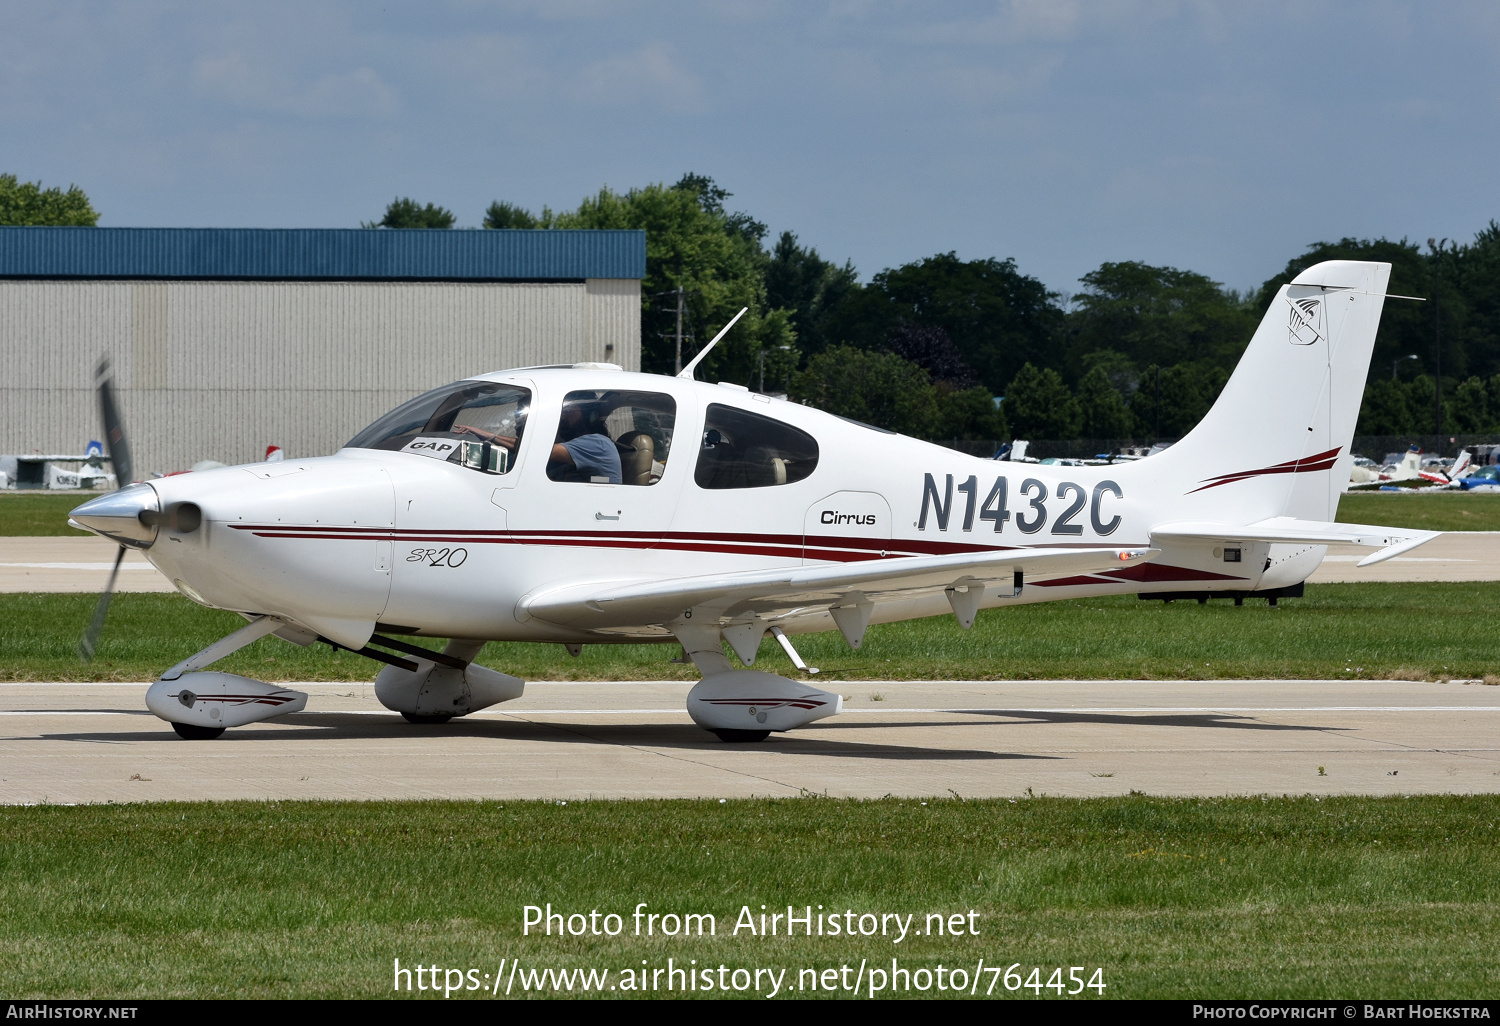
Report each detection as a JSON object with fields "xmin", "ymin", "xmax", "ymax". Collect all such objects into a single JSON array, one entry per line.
[{"xmin": 131, "ymin": 365, "xmax": 1324, "ymax": 648}]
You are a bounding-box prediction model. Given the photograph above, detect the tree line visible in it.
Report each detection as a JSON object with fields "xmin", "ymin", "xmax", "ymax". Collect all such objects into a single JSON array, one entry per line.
[
  {"xmin": 10, "ymin": 170, "xmax": 1499, "ymax": 444},
  {"xmin": 368, "ymin": 184, "xmax": 1500, "ymax": 444}
]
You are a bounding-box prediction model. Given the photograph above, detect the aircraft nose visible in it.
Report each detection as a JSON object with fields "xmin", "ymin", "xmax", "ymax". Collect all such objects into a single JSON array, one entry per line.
[{"xmin": 69, "ymin": 482, "xmax": 163, "ymax": 549}]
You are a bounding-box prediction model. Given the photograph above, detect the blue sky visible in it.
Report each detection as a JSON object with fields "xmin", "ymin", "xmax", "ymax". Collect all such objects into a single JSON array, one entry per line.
[{"xmin": 3, "ymin": 1, "xmax": 1497, "ymax": 295}]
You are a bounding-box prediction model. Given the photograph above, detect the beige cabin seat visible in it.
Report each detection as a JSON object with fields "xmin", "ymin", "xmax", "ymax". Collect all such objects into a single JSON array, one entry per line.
[{"xmin": 618, "ymin": 431, "xmax": 656, "ymax": 486}]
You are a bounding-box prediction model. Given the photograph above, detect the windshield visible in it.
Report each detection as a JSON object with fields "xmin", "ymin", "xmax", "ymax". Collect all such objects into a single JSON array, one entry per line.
[{"xmin": 346, "ymin": 380, "xmax": 531, "ymax": 474}]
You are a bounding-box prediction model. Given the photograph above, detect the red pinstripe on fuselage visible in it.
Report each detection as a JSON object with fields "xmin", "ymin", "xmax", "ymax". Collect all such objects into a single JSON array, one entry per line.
[{"xmin": 225, "ymin": 523, "xmax": 1249, "ymax": 586}]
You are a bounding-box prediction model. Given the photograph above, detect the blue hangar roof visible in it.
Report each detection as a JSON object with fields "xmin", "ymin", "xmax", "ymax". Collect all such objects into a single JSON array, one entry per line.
[{"xmin": 0, "ymin": 227, "xmax": 646, "ymax": 282}]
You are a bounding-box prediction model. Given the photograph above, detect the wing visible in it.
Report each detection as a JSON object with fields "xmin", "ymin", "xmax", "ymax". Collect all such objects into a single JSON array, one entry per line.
[
  {"xmin": 521, "ymin": 545, "xmax": 1157, "ymax": 635},
  {"xmin": 1151, "ymin": 517, "xmax": 1438, "ymax": 567}
]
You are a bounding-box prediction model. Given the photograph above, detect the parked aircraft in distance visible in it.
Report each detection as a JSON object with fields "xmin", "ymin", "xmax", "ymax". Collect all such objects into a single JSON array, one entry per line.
[
  {"xmin": 1350, "ymin": 445, "xmax": 1471, "ymax": 488},
  {"xmin": 1455, "ymin": 464, "xmax": 1500, "ymax": 491},
  {"xmin": 70, "ymin": 261, "xmax": 1436, "ymax": 741}
]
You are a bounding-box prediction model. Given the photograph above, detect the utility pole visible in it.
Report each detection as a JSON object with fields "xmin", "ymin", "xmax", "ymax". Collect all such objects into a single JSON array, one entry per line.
[
  {"xmin": 651, "ymin": 285, "xmax": 696, "ymax": 375},
  {"xmin": 1154, "ymin": 365, "xmax": 1161, "ymax": 440},
  {"xmin": 1435, "ymin": 290, "xmax": 1443, "ymax": 441},
  {"xmin": 674, "ymin": 287, "xmax": 685, "ymax": 375},
  {"xmin": 1430, "ymin": 238, "xmax": 1449, "ymax": 448}
]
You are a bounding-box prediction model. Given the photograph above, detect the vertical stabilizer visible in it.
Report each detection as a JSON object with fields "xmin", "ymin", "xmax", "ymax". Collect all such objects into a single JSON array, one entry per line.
[{"xmin": 1144, "ymin": 260, "xmax": 1389, "ymax": 522}]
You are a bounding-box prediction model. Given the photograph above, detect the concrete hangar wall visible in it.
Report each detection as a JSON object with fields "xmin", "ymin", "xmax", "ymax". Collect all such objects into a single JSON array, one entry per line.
[{"xmin": 0, "ymin": 227, "xmax": 645, "ymax": 476}]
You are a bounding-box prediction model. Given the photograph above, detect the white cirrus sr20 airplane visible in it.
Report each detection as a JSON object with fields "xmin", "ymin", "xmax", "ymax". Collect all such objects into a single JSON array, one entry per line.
[{"xmin": 69, "ymin": 259, "xmax": 1433, "ymax": 741}]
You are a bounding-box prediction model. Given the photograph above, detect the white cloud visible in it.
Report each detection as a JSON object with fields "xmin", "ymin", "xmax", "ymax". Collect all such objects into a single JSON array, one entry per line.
[
  {"xmin": 193, "ymin": 52, "xmax": 401, "ymax": 119},
  {"xmin": 571, "ymin": 41, "xmax": 706, "ymax": 112},
  {"xmin": 402, "ymin": 32, "xmax": 547, "ymax": 104}
]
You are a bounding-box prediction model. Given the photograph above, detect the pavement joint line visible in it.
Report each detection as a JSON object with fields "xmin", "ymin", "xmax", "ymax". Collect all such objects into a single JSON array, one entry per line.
[
  {"xmin": 490, "ymin": 711, "xmax": 809, "ymax": 795},
  {"xmin": 1320, "ymin": 556, "xmax": 1472, "ymax": 562},
  {"xmin": 1325, "ymin": 731, "xmax": 1500, "ymax": 763},
  {"xmin": 1288, "ymin": 722, "xmax": 1413, "ymax": 752},
  {"xmin": 0, "ymin": 562, "xmax": 160, "ymax": 570}
]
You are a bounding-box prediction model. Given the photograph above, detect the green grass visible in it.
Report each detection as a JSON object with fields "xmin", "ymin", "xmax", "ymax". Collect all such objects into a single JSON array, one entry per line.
[
  {"xmin": 1336, "ymin": 490, "xmax": 1500, "ymax": 531},
  {"xmin": 4, "ymin": 488, "xmax": 1499, "ymax": 536},
  {"xmin": 2, "ymin": 796, "xmax": 1497, "ymax": 999},
  {"xmin": 4, "ymin": 583, "xmax": 1499, "ymax": 683},
  {"xmin": 0, "ymin": 492, "xmax": 93, "ymax": 536}
]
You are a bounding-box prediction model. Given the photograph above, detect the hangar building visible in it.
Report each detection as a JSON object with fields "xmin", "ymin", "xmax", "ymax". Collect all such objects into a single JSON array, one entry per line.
[{"xmin": 0, "ymin": 227, "xmax": 645, "ymax": 476}]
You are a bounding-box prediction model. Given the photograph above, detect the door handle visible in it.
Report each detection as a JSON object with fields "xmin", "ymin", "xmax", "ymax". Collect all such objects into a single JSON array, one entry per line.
[{"xmin": 595, "ymin": 512, "xmax": 620, "ymax": 521}]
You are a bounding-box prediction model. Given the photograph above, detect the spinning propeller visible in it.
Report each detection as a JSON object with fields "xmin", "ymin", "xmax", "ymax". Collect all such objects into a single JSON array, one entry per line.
[{"xmin": 78, "ymin": 359, "xmax": 133, "ymax": 661}]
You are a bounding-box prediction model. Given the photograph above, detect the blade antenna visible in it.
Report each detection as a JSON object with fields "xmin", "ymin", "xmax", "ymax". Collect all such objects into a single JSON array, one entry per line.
[{"xmin": 677, "ymin": 307, "xmax": 748, "ymax": 380}]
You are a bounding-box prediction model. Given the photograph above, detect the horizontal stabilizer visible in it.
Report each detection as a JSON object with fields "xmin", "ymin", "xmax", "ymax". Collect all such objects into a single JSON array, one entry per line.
[
  {"xmin": 1150, "ymin": 517, "xmax": 1438, "ymax": 567},
  {"xmin": 523, "ymin": 545, "xmax": 1157, "ymax": 630}
]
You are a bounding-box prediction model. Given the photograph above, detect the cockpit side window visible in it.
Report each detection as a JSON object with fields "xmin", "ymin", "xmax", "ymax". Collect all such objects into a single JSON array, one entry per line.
[
  {"xmin": 547, "ymin": 390, "xmax": 677, "ymax": 486},
  {"xmin": 694, "ymin": 403, "xmax": 818, "ymax": 489},
  {"xmin": 345, "ymin": 380, "xmax": 530, "ymax": 475}
]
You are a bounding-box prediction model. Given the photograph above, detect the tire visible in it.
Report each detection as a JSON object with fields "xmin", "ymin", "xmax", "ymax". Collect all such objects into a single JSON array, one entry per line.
[
  {"xmin": 172, "ymin": 722, "xmax": 225, "ymax": 740},
  {"xmin": 712, "ymin": 729, "xmax": 770, "ymax": 743},
  {"xmin": 401, "ymin": 712, "xmax": 453, "ymax": 725}
]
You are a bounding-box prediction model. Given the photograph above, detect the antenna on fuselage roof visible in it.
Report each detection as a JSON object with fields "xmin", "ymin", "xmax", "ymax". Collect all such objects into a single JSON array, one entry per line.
[{"xmin": 677, "ymin": 307, "xmax": 748, "ymax": 380}]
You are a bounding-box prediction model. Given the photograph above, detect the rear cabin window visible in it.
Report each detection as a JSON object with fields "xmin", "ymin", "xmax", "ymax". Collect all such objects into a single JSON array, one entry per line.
[
  {"xmin": 694, "ymin": 403, "xmax": 819, "ymax": 489},
  {"xmin": 345, "ymin": 380, "xmax": 530, "ymax": 475},
  {"xmin": 547, "ymin": 390, "xmax": 676, "ymax": 486}
]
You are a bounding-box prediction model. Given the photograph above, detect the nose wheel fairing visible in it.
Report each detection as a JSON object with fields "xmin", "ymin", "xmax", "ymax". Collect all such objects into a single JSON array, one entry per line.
[{"xmin": 146, "ymin": 672, "xmax": 308, "ymax": 731}]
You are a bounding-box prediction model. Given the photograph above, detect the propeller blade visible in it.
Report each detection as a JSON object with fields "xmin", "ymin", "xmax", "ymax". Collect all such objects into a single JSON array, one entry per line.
[
  {"xmin": 96, "ymin": 358, "xmax": 133, "ymax": 487},
  {"xmin": 79, "ymin": 544, "xmax": 127, "ymax": 662},
  {"xmin": 81, "ymin": 359, "xmax": 136, "ymax": 661}
]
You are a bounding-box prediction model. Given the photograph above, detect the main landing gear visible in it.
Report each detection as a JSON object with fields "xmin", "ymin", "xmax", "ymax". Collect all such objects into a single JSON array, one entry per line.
[
  {"xmin": 371, "ymin": 637, "xmax": 524, "ymax": 721},
  {"xmin": 673, "ymin": 621, "xmax": 842, "ymax": 743}
]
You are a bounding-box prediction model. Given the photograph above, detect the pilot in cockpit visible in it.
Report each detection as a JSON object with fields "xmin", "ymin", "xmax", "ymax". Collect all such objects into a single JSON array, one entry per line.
[
  {"xmin": 545, "ymin": 399, "xmax": 622, "ymax": 484},
  {"xmin": 454, "ymin": 398, "xmax": 622, "ymax": 484}
]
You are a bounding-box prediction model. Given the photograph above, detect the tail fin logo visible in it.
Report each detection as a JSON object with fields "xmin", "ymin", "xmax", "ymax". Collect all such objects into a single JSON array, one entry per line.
[
  {"xmin": 1189, "ymin": 446, "xmax": 1343, "ymax": 493},
  {"xmin": 1287, "ymin": 296, "xmax": 1324, "ymax": 345}
]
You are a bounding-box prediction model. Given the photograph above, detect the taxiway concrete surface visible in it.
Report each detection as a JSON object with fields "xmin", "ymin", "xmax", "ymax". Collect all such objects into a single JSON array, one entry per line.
[
  {"xmin": 4, "ymin": 533, "xmax": 1500, "ymax": 592},
  {"xmin": 1308, "ymin": 533, "xmax": 1500, "ymax": 583},
  {"xmin": 0, "ymin": 537, "xmax": 174, "ymax": 592},
  {"xmin": 4, "ymin": 679, "xmax": 1498, "ymax": 803}
]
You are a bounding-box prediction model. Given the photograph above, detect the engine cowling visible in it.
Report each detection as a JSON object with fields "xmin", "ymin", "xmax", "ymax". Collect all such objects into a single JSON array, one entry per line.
[
  {"xmin": 687, "ymin": 670, "xmax": 842, "ymax": 735},
  {"xmin": 145, "ymin": 672, "xmax": 307, "ymax": 729}
]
